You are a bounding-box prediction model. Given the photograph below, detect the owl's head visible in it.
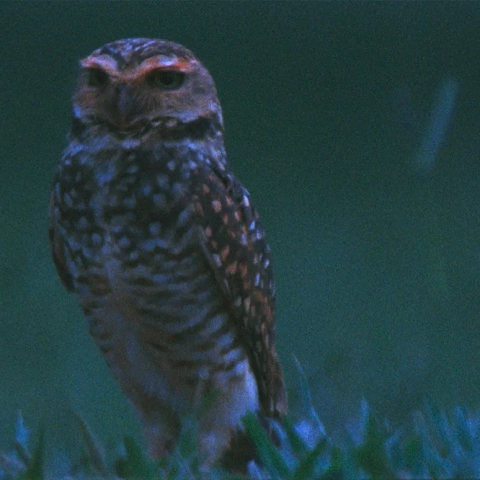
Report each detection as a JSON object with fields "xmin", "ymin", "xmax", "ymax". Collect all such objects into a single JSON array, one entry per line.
[{"xmin": 73, "ymin": 38, "xmax": 223, "ymax": 133}]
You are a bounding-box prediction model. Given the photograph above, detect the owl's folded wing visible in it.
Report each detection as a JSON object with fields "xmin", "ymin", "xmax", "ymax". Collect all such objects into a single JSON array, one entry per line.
[{"xmin": 191, "ymin": 165, "xmax": 287, "ymax": 418}]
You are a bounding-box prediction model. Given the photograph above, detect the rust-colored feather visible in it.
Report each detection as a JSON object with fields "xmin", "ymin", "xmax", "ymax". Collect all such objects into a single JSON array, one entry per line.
[{"xmin": 192, "ymin": 164, "xmax": 287, "ymax": 418}]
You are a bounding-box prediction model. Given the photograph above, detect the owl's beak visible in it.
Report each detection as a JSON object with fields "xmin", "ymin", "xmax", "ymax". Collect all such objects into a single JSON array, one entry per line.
[{"xmin": 115, "ymin": 84, "xmax": 137, "ymax": 127}]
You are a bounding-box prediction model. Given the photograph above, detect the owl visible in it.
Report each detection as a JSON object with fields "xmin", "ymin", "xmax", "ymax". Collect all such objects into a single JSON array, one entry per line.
[{"xmin": 49, "ymin": 38, "xmax": 287, "ymax": 468}]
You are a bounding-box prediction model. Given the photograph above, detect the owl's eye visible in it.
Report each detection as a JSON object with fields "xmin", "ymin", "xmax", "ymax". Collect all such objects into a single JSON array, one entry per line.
[
  {"xmin": 146, "ymin": 70, "xmax": 185, "ymax": 90},
  {"xmin": 87, "ymin": 68, "xmax": 109, "ymax": 87}
]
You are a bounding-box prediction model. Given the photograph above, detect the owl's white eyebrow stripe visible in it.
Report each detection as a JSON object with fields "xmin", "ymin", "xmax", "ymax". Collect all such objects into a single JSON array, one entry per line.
[{"xmin": 81, "ymin": 55, "xmax": 118, "ymax": 73}]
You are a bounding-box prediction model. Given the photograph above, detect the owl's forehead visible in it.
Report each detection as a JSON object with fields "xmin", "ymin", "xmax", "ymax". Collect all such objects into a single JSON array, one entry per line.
[{"xmin": 84, "ymin": 38, "xmax": 198, "ymax": 72}]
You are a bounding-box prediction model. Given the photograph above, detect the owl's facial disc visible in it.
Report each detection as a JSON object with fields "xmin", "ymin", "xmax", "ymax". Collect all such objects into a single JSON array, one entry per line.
[{"xmin": 75, "ymin": 52, "xmax": 220, "ymax": 133}]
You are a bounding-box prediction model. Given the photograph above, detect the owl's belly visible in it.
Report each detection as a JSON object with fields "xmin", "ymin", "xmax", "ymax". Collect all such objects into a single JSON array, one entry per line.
[
  {"xmin": 83, "ymin": 276, "xmax": 260, "ymax": 462},
  {"xmin": 77, "ymin": 238, "xmax": 252, "ymax": 416}
]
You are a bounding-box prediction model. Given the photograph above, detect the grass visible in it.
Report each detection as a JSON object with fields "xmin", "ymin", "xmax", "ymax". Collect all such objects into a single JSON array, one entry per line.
[{"xmin": 2, "ymin": 380, "xmax": 480, "ymax": 479}]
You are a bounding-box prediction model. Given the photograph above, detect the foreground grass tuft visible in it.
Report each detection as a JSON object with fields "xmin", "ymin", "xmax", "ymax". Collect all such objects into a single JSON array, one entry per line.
[{"xmin": 2, "ymin": 396, "xmax": 480, "ymax": 479}]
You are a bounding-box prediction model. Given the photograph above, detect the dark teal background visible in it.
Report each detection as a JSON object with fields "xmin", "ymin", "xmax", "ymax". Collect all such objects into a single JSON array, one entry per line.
[{"xmin": 2, "ymin": 1, "xmax": 480, "ymax": 457}]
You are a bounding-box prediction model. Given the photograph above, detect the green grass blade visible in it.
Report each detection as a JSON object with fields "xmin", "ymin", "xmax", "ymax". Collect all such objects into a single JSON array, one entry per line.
[
  {"xmin": 72, "ymin": 411, "xmax": 108, "ymax": 475},
  {"xmin": 243, "ymin": 413, "xmax": 290, "ymax": 479},
  {"xmin": 291, "ymin": 438, "xmax": 327, "ymax": 480},
  {"xmin": 23, "ymin": 426, "xmax": 45, "ymax": 480},
  {"xmin": 116, "ymin": 436, "xmax": 157, "ymax": 480}
]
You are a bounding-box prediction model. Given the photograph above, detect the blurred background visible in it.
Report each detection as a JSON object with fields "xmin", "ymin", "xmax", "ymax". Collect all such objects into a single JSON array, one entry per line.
[{"xmin": 1, "ymin": 0, "xmax": 480, "ymax": 462}]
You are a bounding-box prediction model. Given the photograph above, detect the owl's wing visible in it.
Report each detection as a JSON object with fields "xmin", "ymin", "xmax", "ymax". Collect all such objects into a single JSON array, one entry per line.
[
  {"xmin": 49, "ymin": 191, "xmax": 75, "ymax": 292},
  {"xmin": 192, "ymin": 165, "xmax": 287, "ymax": 418}
]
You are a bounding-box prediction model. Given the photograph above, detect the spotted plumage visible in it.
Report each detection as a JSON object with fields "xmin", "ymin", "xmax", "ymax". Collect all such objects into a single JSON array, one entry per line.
[{"xmin": 49, "ymin": 38, "xmax": 286, "ymax": 468}]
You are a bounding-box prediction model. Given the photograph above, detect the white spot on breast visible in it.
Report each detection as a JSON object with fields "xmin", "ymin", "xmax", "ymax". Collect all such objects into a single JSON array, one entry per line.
[
  {"xmin": 123, "ymin": 197, "xmax": 136, "ymax": 209},
  {"xmin": 140, "ymin": 239, "xmax": 156, "ymax": 252},
  {"xmin": 95, "ymin": 161, "xmax": 117, "ymax": 186},
  {"xmin": 177, "ymin": 207, "xmax": 192, "ymax": 227},
  {"xmin": 126, "ymin": 164, "xmax": 139, "ymax": 174},
  {"xmin": 63, "ymin": 192, "xmax": 73, "ymax": 207},
  {"xmin": 152, "ymin": 194, "xmax": 166, "ymax": 208},
  {"xmin": 172, "ymin": 182, "xmax": 185, "ymax": 199},
  {"xmin": 142, "ymin": 184, "xmax": 152, "ymax": 196},
  {"xmin": 118, "ymin": 236, "xmax": 130, "ymax": 249},
  {"xmin": 148, "ymin": 222, "xmax": 161, "ymax": 236},
  {"xmin": 67, "ymin": 237, "xmax": 82, "ymax": 252},
  {"xmin": 121, "ymin": 138, "xmax": 141, "ymax": 150},
  {"xmin": 77, "ymin": 216, "xmax": 89, "ymax": 231},
  {"xmin": 91, "ymin": 233, "xmax": 102, "ymax": 246},
  {"xmin": 157, "ymin": 175, "xmax": 169, "ymax": 189}
]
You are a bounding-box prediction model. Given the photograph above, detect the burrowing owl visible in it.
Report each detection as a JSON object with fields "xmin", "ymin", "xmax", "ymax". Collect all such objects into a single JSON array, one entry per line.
[{"xmin": 49, "ymin": 38, "xmax": 287, "ymax": 467}]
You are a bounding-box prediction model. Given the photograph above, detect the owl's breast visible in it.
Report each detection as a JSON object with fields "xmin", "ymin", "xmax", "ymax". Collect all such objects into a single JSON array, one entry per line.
[
  {"xmin": 55, "ymin": 143, "xmax": 252, "ymax": 406},
  {"xmin": 56, "ymin": 143, "xmax": 198, "ymax": 281}
]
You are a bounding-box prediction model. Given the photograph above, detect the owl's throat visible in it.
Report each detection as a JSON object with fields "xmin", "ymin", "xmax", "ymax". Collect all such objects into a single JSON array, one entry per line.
[{"xmin": 70, "ymin": 111, "xmax": 224, "ymax": 144}]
